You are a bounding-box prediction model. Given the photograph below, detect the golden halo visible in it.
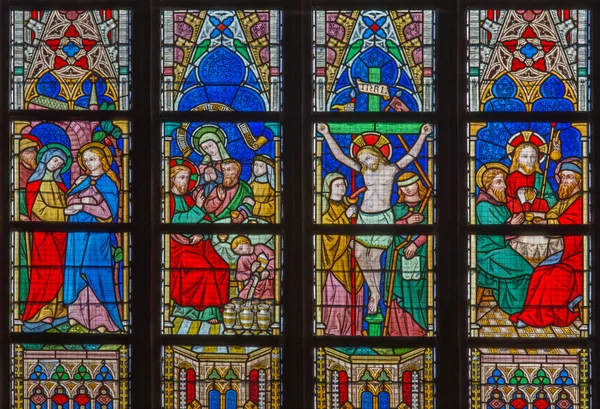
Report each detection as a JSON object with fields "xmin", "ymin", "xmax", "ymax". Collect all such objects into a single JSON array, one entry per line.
[
  {"xmin": 77, "ymin": 142, "xmax": 114, "ymax": 171},
  {"xmin": 505, "ymin": 131, "xmax": 548, "ymax": 162},
  {"xmin": 476, "ymin": 162, "xmax": 508, "ymax": 190}
]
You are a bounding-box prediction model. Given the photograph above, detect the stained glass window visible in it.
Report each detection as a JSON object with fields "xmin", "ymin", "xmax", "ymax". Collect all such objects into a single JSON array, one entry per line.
[
  {"xmin": 467, "ymin": 10, "xmax": 590, "ymax": 112},
  {"xmin": 315, "ymin": 347, "xmax": 435, "ymax": 409},
  {"xmin": 12, "ymin": 120, "xmax": 131, "ymax": 223},
  {"xmin": 313, "ymin": 10, "xmax": 435, "ymax": 112},
  {"xmin": 12, "ymin": 344, "xmax": 130, "ymax": 409},
  {"xmin": 9, "ymin": 7, "xmax": 134, "ymax": 405},
  {"xmin": 468, "ymin": 122, "xmax": 590, "ymax": 225},
  {"xmin": 465, "ymin": 8, "xmax": 594, "ymax": 409},
  {"xmin": 470, "ymin": 348, "xmax": 590, "ymax": 409},
  {"xmin": 163, "ymin": 122, "xmax": 281, "ymax": 224},
  {"xmin": 162, "ymin": 233, "xmax": 282, "ymax": 335},
  {"xmin": 4, "ymin": 2, "xmax": 597, "ymax": 408},
  {"xmin": 161, "ymin": 10, "xmax": 282, "ymax": 112},
  {"xmin": 11, "ymin": 231, "xmax": 131, "ymax": 333},
  {"xmin": 160, "ymin": 7, "xmax": 284, "ymax": 407},
  {"xmin": 10, "ymin": 10, "xmax": 131, "ymax": 111},
  {"xmin": 315, "ymin": 234, "xmax": 435, "ymax": 337},
  {"xmin": 162, "ymin": 346, "xmax": 281, "ymax": 408}
]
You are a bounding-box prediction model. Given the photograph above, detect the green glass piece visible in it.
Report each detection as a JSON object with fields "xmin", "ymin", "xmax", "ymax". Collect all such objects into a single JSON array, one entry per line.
[
  {"xmin": 364, "ymin": 312, "xmax": 384, "ymax": 336},
  {"xmin": 192, "ymin": 39, "xmax": 211, "ymax": 64},
  {"xmin": 208, "ymin": 367, "xmax": 221, "ymax": 380},
  {"xmin": 224, "ymin": 368, "xmax": 237, "ymax": 380},
  {"xmin": 344, "ymin": 40, "xmax": 363, "ymax": 64},
  {"xmin": 360, "ymin": 370, "xmax": 374, "ymax": 381},
  {"xmin": 234, "ymin": 39, "xmax": 251, "ymax": 63},
  {"xmin": 385, "ymin": 40, "xmax": 404, "ymax": 64}
]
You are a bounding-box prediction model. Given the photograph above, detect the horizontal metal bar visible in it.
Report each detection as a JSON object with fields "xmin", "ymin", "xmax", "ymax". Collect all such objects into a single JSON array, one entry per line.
[
  {"xmin": 464, "ymin": 0, "xmax": 596, "ymax": 9},
  {"xmin": 159, "ymin": 111, "xmax": 282, "ymax": 123},
  {"xmin": 312, "ymin": 112, "xmax": 439, "ymax": 123},
  {"xmin": 311, "ymin": 224, "xmax": 436, "ymax": 235},
  {"xmin": 10, "ymin": 332, "xmax": 131, "ymax": 345},
  {"xmin": 10, "ymin": 0, "xmax": 136, "ymax": 9},
  {"xmin": 465, "ymin": 224, "xmax": 593, "ymax": 236},
  {"xmin": 464, "ymin": 111, "xmax": 592, "ymax": 123},
  {"xmin": 10, "ymin": 221, "xmax": 133, "ymax": 233},
  {"xmin": 8, "ymin": 110, "xmax": 132, "ymax": 121},
  {"xmin": 158, "ymin": 223, "xmax": 283, "ymax": 234},
  {"xmin": 159, "ymin": 334, "xmax": 282, "ymax": 347},
  {"xmin": 467, "ymin": 337, "xmax": 595, "ymax": 349},
  {"xmin": 311, "ymin": 0, "xmax": 448, "ymax": 8},
  {"xmin": 313, "ymin": 336, "xmax": 437, "ymax": 348},
  {"xmin": 159, "ymin": 0, "xmax": 284, "ymax": 9}
]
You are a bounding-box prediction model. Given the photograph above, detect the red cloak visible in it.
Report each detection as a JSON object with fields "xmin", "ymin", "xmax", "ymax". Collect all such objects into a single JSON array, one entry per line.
[
  {"xmin": 21, "ymin": 179, "xmax": 67, "ymax": 321},
  {"xmin": 510, "ymin": 195, "xmax": 583, "ymax": 327},
  {"xmin": 169, "ymin": 196, "xmax": 229, "ymax": 311}
]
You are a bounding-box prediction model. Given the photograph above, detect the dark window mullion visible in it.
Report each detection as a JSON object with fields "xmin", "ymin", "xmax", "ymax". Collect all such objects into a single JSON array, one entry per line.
[
  {"xmin": 1, "ymin": 0, "xmax": 13, "ymax": 405},
  {"xmin": 131, "ymin": 0, "xmax": 153, "ymax": 407},
  {"xmin": 438, "ymin": 1, "xmax": 463, "ymax": 408}
]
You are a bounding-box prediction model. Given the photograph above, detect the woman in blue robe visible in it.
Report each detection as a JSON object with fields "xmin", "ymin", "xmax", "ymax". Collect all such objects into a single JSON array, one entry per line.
[{"xmin": 63, "ymin": 142, "xmax": 123, "ymax": 332}]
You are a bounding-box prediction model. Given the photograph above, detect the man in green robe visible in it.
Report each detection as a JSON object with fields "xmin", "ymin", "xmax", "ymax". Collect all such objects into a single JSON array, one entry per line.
[
  {"xmin": 204, "ymin": 158, "xmax": 254, "ymax": 223},
  {"xmin": 475, "ymin": 163, "xmax": 533, "ymax": 315},
  {"xmin": 384, "ymin": 172, "xmax": 430, "ymax": 336},
  {"xmin": 169, "ymin": 163, "xmax": 230, "ymax": 326}
]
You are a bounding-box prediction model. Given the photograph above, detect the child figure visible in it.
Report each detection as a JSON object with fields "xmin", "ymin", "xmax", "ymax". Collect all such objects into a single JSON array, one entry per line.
[{"xmin": 231, "ymin": 236, "xmax": 275, "ymax": 300}]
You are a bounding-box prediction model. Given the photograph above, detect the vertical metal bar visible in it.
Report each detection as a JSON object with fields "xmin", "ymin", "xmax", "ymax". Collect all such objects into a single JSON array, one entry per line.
[
  {"xmin": 437, "ymin": 1, "xmax": 463, "ymax": 408},
  {"xmin": 591, "ymin": 1, "xmax": 598, "ymax": 407},
  {"xmin": 131, "ymin": 0, "xmax": 153, "ymax": 407},
  {"xmin": 0, "ymin": 0, "xmax": 10, "ymax": 406},
  {"xmin": 281, "ymin": 0, "xmax": 308, "ymax": 408}
]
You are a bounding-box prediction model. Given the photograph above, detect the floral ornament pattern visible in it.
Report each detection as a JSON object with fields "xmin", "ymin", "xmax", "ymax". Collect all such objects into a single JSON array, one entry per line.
[
  {"xmin": 45, "ymin": 23, "xmax": 97, "ymax": 70},
  {"xmin": 210, "ymin": 16, "xmax": 234, "ymax": 38},
  {"xmin": 362, "ymin": 16, "xmax": 387, "ymax": 39},
  {"xmin": 503, "ymin": 23, "xmax": 555, "ymax": 72},
  {"xmin": 486, "ymin": 368, "xmax": 506, "ymax": 385}
]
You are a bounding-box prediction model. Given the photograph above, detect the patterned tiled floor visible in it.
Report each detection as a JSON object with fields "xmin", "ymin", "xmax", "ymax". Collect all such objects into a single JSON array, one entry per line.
[{"xmin": 476, "ymin": 298, "xmax": 583, "ymax": 338}]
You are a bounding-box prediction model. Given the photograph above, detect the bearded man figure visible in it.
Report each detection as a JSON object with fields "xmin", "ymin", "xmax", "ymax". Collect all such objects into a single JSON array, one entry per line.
[
  {"xmin": 204, "ymin": 158, "xmax": 254, "ymax": 223},
  {"xmin": 475, "ymin": 163, "xmax": 533, "ymax": 315},
  {"xmin": 317, "ymin": 123, "xmax": 432, "ymax": 315},
  {"xmin": 511, "ymin": 158, "xmax": 585, "ymax": 328},
  {"xmin": 168, "ymin": 158, "xmax": 230, "ymax": 325},
  {"xmin": 505, "ymin": 135, "xmax": 556, "ymax": 214}
]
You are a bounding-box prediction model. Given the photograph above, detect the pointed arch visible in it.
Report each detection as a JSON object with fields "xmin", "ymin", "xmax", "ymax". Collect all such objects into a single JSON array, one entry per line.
[
  {"xmin": 470, "ymin": 9, "xmax": 588, "ymax": 112},
  {"xmin": 319, "ymin": 10, "xmax": 429, "ymax": 113},
  {"xmin": 164, "ymin": 10, "xmax": 281, "ymax": 112},
  {"xmin": 15, "ymin": 10, "xmax": 129, "ymax": 110}
]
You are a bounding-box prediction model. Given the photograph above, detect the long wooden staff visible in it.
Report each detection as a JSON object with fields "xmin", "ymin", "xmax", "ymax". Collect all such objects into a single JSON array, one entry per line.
[
  {"xmin": 540, "ymin": 123, "xmax": 558, "ymax": 199},
  {"xmin": 382, "ymin": 188, "xmax": 431, "ymax": 336},
  {"xmin": 382, "ymin": 133, "xmax": 432, "ymax": 336}
]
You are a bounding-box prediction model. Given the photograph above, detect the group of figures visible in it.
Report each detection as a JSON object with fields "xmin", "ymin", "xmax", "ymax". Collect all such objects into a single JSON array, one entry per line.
[
  {"xmin": 473, "ymin": 123, "xmax": 587, "ymax": 332},
  {"xmin": 164, "ymin": 122, "xmax": 280, "ymax": 334},
  {"xmin": 316, "ymin": 122, "xmax": 434, "ymax": 337},
  {"xmin": 14, "ymin": 121, "xmax": 128, "ymax": 334}
]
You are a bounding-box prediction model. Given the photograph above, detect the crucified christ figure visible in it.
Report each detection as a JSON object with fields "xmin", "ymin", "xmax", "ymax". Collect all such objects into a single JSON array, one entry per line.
[{"xmin": 317, "ymin": 123, "xmax": 433, "ymax": 314}]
